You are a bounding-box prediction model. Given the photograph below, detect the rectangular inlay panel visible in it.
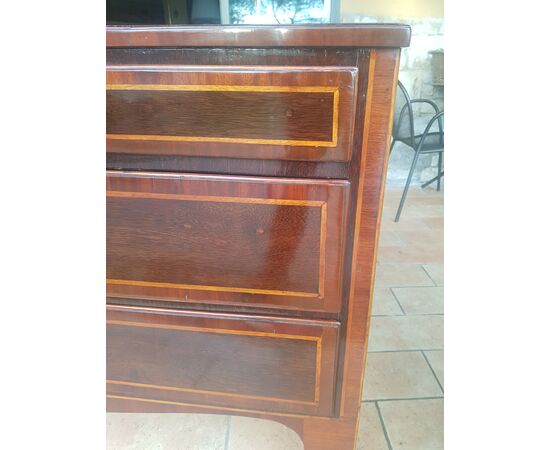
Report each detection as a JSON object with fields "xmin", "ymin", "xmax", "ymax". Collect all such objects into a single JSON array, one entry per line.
[
  {"xmin": 108, "ymin": 194, "xmax": 323, "ymax": 296},
  {"xmin": 106, "ymin": 66, "xmax": 357, "ymax": 161},
  {"xmin": 107, "ymin": 86, "xmax": 336, "ymax": 144},
  {"xmin": 106, "ymin": 305, "xmax": 340, "ymax": 416},
  {"xmin": 107, "ymin": 171, "xmax": 349, "ymax": 314}
]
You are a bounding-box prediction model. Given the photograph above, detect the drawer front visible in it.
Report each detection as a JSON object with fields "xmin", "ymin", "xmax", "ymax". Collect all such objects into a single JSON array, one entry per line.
[
  {"xmin": 106, "ymin": 66, "xmax": 357, "ymax": 161},
  {"xmin": 107, "ymin": 305, "xmax": 340, "ymax": 416},
  {"xmin": 107, "ymin": 171, "xmax": 349, "ymax": 314}
]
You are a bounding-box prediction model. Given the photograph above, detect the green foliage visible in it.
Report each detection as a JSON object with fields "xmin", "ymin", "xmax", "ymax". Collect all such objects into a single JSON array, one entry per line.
[{"xmin": 230, "ymin": 0, "xmax": 327, "ymax": 24}]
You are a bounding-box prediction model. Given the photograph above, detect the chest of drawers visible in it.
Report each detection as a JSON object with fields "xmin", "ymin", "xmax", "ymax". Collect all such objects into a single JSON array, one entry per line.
[{"xmin": 106, "ymin": 24, "xmax": 410, "ymax": 449}]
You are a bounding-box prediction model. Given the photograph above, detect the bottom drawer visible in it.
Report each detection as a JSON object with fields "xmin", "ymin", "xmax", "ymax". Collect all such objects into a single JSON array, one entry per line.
[{"xmin": 107, "ymin": 305, "xmax": 340, "ymax": 416}]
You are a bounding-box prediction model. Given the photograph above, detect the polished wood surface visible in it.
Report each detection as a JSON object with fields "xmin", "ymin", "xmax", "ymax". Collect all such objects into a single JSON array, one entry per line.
[
  {"xmin": 107, "ymin": 47, "xmax": 359, "ymax": 67},
  {"xmin": 106, "ymin": 47, "xmax": 360, "ymax": 175},
  {"xmin": 106, "ymin": 24, "xmax": 411, "ymax": 48},
  {"xmin": 107, "ymin": 66, "xmax": 356, "ymax": 161},
  {"xmin": 107, "ymin": 305, "xmax": 339, "ymax": 416},
  {"xmin": 107, "ymin": 171, "xmax": 349, "ymax": 314},
  {"xmin": 106, "ymin": 24, "xmax": 408, "ymax": 450}
]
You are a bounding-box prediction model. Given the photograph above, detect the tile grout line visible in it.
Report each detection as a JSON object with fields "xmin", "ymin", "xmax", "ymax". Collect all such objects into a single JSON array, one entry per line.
[
  {"xmin": 224, "ymin": 415, "xmax": 232, "ymax": 450},
  {"xmin": 421, "ymin": 350, "xmax": 444, "ymax": 394},
  {"xmin": 375, "ymin": 401, "xmax": 394, "ymax": 450},
  {"xmin": 364, "ymin": 395, "xmax": 444, "ymax": 403},
  {"xmin": 420, "ymin": 264, "xmax": 438, "ymax": 286},
  {"xmin": 368, "ymin": 348, "xmax": 443, "ymax": 353},
  {"xmin": 389, "ymin": 287, "xmax": 407, "ymax": 315},
  {"xmin": 377, "ymin": 282, "xmax": 435, "ymax": 288},
  {"xmin": 372, "ymin": 312, "xmax": 444, "ymax": 317}
]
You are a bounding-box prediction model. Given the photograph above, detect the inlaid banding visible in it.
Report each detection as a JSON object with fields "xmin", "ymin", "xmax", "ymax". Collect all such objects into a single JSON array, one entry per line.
[{"xmin": 107, "ymin": 84, "xmax": 339, "ymax": 147}]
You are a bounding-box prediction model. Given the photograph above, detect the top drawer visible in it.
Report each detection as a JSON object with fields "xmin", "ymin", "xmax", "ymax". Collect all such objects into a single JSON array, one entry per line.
[{"xmin": 107, "ymin": 66, "xmax": 357, "ymax": 162}]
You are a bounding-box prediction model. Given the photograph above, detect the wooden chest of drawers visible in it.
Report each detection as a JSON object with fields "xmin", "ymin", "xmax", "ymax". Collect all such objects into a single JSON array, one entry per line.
[{"xmin": 106, "ymin": 24, "xmax": 410, "ymax": 449}]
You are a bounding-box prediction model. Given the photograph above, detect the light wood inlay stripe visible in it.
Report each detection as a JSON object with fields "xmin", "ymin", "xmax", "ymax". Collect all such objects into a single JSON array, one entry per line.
[
  {"xmin": 107, "ymin": 319, "xmax": 321, "ymax": 341},
  {"xmin": 107, "ymin": 191, "xmax": 326, "ymax": 207},
  {"xmin": 107, "ymin": 380, "xmax": 319, "ymax": 406},
  {"xmin": 332, "ymin": 88, "xmax": 340, "ymax": 145},
  {"xmin": 107, "ymin": 191, "xmax": 327, "ymax": 298},
  {"xmin": 108, "ymin": 320, "xmax": 323, "ymax": 404},
  {"xmin": 107, "ymin": 395, "xmax": 320, "ymax": 419},
  {"xmin": 106, "ymin": 134, "xmax": 336, "ymax": 147},
  {"xmin": 314, "ymin": 339, "xmax": 322, "ymax": 402},
  {"xmin": 318, "ymin": 202, "xmax": 327, "ymax": 299},
  {"xmin": 107, "ymin": 84, "xmax": 338, "ymax": 93},
  {"xmin": 339, "ymin": 50, "xmax": 378, "ymax": 417},
  {"xmin": 107, "ymin": 279, "xmax": 320, "ymax": 298},
  {"xmin": 106, "ymin": 83, "xmax": 339, "ymax": 147}
]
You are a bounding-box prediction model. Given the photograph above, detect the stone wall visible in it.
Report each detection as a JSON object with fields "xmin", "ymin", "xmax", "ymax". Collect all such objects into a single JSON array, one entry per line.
[{"xmin": 342, "ymin": 14, "xmax": 445, "ymax": 187}]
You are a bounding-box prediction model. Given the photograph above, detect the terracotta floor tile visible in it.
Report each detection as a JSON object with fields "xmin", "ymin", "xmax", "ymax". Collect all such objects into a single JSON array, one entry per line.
[
  {"xmin": 372, "ymin": 288, "xmax": 404, "ymax": 316},
  {"xmin": 379, "ymin": 399, "xmax": 444, "ymax": 450},
  {"xmin": 368, "ymin": 315, "xmax": 444, "ymax": 351},
  {"xmin": 392, "ymin": 287, "xmax": 444, "ymax": 314},
  {"xmin": 384, "ymin": 188, "xmax": 441, "ymax": 201},
  {"xmin": 380, "ymin": 214, "xmax": 428, "ymax": 230},
  {"xmin": 356, "ymin": 403, "xmax": 390, "ymax": 450},
  {"xmin": 402, "ymin": 204, "xmax": 444, "ymax": 219},
  {"xmin": 401, "ymin": 196, "xmax": 443, "ymax": 206},
  {"xmin": 424, "ymin": 350, "xmax": 444, "ymax": 388},
  {"xmin": 423, "ymin": 263, "xmax": 444, "ymax": 286},
  {"xmin": 228, "ymin": 417, "xmax": 303, "ymax": 450},
  {"xmin": 396, "ymin": 229, "xmax": 444, "ymax": 247},
  {"xmin": 378, "ymin": 229, "xmax": 406, "ymax": 246},
  {"xmin": 377, "ymin": 244, "xmax": 444, "ymax": 264},
  {"xmin": 375, "ymin": 263, "xmax": 435, "ymax": 288},
  {"xmin": 423, "ymin": 217, "xmax": 444, "ymax": 230},
  {"xmin": 106, "ymin": 413, "xmax": 227, "ymax": 450},
  {"xmin": 380, "ymin": 214, "xmax": 431, "ymax": 232},
  {"xmin": 363, "ymin": 351, "xmax": 443, "ymax": 400},
  {"xmin": 382, "ymin": 188, "xmax": 443, "ymax": 228}
]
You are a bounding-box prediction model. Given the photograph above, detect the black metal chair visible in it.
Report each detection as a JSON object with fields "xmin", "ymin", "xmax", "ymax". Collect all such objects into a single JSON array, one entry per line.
[{"xmin": 391, "ymin": 81, "xmax": 444, "ymax": 222}]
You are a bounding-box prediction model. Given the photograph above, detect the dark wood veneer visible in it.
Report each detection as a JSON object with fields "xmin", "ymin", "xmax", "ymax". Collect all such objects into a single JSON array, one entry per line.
[
  {"xmin": 107, "ymin": 305, "xmax": 339, "ymax": 416},
  {"xmin": 108, "ymin": 89, "xmax": 335, "ymax": 140},
  {"xmin": 107, "ymin": 24, "xmax": 411, "ymax": 48},
  {"xmin": 107, "ymin": 47, "xmax": 359, "ymax": 67},
  {"xmin": 106, "ymin": 24, "xmax": 408, "ymax": 450},
  {"xmin": 107, "ymin": 171, "xmax": 349, "ymax": 314},
  {"xmin": 106, "ymin": 66, "xmax": 357, "ymax": 161}
]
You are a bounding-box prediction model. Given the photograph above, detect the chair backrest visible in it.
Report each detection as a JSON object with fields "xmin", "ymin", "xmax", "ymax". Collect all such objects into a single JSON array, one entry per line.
[{"xmin": 392, "ymin": 81, "xmax": 415, "ymax": 143}]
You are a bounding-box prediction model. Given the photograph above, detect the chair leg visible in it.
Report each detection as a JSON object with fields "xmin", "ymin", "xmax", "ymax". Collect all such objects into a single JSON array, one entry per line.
[
  {"xmin": 437, "ymin": 152, "xmax": 443, "ymax": 191},
  {"xmin": 395, "ymin": 151, "xmax": 421, "ymax": 222},
  {"xmin": 421, "ymin": 171, "xmax": 444, "ymax": 189}
]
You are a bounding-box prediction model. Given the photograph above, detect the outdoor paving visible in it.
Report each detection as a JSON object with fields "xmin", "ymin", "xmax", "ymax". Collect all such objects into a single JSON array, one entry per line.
[{"xmin": 107, "ymin": 186, "xmax": 444, "ymax": 450}]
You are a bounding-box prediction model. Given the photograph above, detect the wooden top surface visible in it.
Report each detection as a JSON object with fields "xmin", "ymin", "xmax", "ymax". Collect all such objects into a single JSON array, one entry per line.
[{"xmin": 107, "ymin": 24, "xmax": 411, "ymax": 49}]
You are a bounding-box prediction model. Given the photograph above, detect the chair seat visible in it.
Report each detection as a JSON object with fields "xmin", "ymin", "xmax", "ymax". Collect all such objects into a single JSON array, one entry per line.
[{"xmin": 398, "ymin": 132, "xmax": 444, "ymax": 152}]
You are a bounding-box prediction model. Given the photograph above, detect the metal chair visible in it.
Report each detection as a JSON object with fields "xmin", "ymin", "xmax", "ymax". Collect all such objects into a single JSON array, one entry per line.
[{"xmin": 391, "ymin": 81, "xmax": 444, "ymax": 222}]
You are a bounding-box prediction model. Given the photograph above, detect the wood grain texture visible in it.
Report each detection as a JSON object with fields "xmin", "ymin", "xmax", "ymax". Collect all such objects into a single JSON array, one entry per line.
[
  {"xmin": 106, "ymin": 24, "xmax": 411, "ymax": 48},
  {"xmin": 107, "ymin": 171, "xmax": 349, "ymax": 314},
  {"xmin": 107, "ymin": 47, "xmax": 359, "ymax": 68},
  {"xmin": 108, "ymin": 89, "xmax": 335, "ymax": 143},
  {"xmin": 105, "ymin": 24, "xmax": 407, "ymax": 450},
  {"xmin": 106, "ymin": 66, "xmax": 356, "ymax": 161},
  {"xmin": 107, "ymin": 305, "xmax": 340, "ymax": 416},
  {"xmin": 106, "ymin": 48, "xmax": 360, "ymax": 177},
  {"xmin": 106, "ymin": 153, "xmax": 351, "ymax": 180},
  {"xmin": 336, "ymin": 49, "xmax": 401, "ymax": 443}
]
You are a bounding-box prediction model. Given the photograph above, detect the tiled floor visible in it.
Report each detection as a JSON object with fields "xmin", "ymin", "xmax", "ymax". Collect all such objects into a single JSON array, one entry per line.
[
  {"xmin": 364, "ymin": 187, "xmax": 443, "ymax": 450},
  {"xmin": 107, "ymin": 186, "xmax": 444, "ymax": 450}
]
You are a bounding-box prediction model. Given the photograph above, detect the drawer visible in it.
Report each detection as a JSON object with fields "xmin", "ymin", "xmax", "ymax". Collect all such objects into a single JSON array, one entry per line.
[
  {"xmin": 107, "ymin": 305, "xmax": 340, "ymax": 416},
  {"xmin": 106, "ymin": 65, "xmax": 357, "ymax": 162},
  {"xmin": 107, "ymin": 171, "xmax": 349, "ymax": 314}
]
